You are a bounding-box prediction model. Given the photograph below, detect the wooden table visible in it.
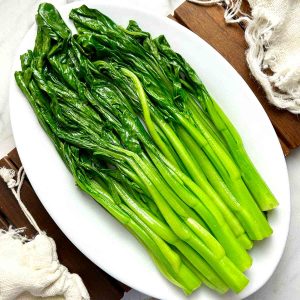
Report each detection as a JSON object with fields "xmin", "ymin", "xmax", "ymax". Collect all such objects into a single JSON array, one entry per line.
[{"xmin": 1, "ymin": 1, "xmax": 300, "ymax": 299}]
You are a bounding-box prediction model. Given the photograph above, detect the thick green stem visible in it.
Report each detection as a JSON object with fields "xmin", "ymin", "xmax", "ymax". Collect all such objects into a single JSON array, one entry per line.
[
  {"xmin": 121, "ymin": 67, "xmax": 180, "ymax": 169},
  {"xmin": 114, "ymin": 181, "xmax": 228, "ymax": 292},
  {"xmin": 180, "ymin": 254, "xmax": 227, "ymax": 294},
  {"xmin": 124, "ymin": 156, "xmax": 248, "ymax": 291},
  {"xmin": 201, "ymin": 95, "xmax": 278, "ymax": 211},
  {"xmin": 176, "ymin": 113, "xmax": 238, "ymax": 180},
  {"xmin": 153, "ymin": 112, "xmax": 211, "ymax": 186},
  {"xmin": 154, "ymin": 122, "xmax": 187, "ymax": 172},
  {"xmin": 148, "ymin": 150, "xmax": 252, "ymax": 271},
  {"xmin": 176, "ymin": 126, "xmax": 245, "ymax": 234},
  {"xmin": 140, "ymin": 152, "xmax": 209, "ymax": 229},
  {"xmin": 158, "ymin": 152, "xmax": 267, "ymax": 240},
  {"xmin": 187, "ymin": 98, "xmax": 228, "ymax": 152},
  {"xmin": 120, "ymin": 204, "xmax": 201, "ymax": 294},
  {"xmin": 226, "ymin": 177, "xmax": 273, "ymax": 240}
]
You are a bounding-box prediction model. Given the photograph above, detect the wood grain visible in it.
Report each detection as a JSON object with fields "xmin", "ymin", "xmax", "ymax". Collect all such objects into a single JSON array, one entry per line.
[
  {"xmin": 174, "ymin": 1, "xmax": 300, "ymax": 155},
  {"xmin": 0, "ymin": 210, "xmax": 9, "ymax": 229},
  {"xmin": 279, "ymin": 138, "xmax": 290, "ymax": 156},
  {"xmin": 0, "ymin": 149, "xmax": 129, "ymax": 299}
]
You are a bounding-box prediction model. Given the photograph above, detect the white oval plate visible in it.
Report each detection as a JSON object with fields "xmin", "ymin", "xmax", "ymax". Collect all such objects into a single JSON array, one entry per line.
[{"xmin": 10, "ymin": 1, "xmax": 290, "ymax": 299}]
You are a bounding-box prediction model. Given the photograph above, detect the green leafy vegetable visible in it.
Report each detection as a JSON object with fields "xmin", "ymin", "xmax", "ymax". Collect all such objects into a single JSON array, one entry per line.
[{"xmin": 15, "ymin": 2, "xmax": 278, "ymax": 295}]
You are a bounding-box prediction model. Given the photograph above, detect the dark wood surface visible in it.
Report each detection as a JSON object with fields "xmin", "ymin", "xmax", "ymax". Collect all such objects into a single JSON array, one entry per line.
[
  {"xmin": 0, "ymin": 149, "xmax": 129, "ymax": 300},
  {"xmin": 1, "ymin": 3, "xmax": 299, "ymax": 299},
  {"xmin": 174, "ymin": 1, "xmax": 300, "ymax": 156}
]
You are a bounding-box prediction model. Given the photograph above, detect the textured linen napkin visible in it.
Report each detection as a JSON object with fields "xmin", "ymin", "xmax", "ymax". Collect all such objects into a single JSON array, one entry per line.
[
  {"xmin": 0, "ymin": 166, "xmax": 90, "ymax": 300},
  {"xmin": 189, "ymin": 0, "xmax": 300, "ymax": 114},
  {"xmin": 0, "ymin": 229, "xmax": 89, "ymax": 300}
]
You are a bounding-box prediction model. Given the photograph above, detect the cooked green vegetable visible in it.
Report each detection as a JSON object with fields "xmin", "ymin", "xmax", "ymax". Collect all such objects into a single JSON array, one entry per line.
[{"xmin": 15, "ymin": 2, "xmax": 278, "ymax": 295}]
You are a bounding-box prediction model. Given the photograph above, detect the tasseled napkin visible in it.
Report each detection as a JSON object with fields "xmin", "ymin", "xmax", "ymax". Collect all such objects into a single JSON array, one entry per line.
[{"xmin": 0, "ymin": 166, "xmax": 90, "ymax": 300}]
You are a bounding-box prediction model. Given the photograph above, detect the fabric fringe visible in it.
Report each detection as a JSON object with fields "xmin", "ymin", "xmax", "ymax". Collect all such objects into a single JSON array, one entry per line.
[{"xmin": 0, "ymin": 227, "xmax": 29, "ymax": 243}]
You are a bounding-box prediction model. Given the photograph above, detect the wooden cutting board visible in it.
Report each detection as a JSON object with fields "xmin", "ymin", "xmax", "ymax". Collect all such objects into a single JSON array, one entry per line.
[{"xmin": 0, "ymin": 2, "xmax": 299, "ymax": 299}]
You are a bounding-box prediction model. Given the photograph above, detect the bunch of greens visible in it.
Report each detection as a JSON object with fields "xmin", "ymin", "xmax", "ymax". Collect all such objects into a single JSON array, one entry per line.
[{"xmin": 15, "ymin": 3, "xmax": 278, "ymax": 295}]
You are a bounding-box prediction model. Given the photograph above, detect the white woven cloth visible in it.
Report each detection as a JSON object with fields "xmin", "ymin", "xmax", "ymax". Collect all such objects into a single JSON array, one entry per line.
[
  {"xmin": 0, "ymin": 229, "xmax": 89, "ymax": 300},
  {"xmin": 188, "ymin": 0, "xmax": 300, "ymax": 114},
  {"xmin": 0, "ymin": 167, "xmax": 90, "ymax": 300}
]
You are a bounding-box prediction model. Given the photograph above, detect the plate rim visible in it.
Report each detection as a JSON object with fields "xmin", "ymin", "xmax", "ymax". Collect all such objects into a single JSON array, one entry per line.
[{"xmin": 9, "ymin": 1, "xmax": 291, "ymax": 299}]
